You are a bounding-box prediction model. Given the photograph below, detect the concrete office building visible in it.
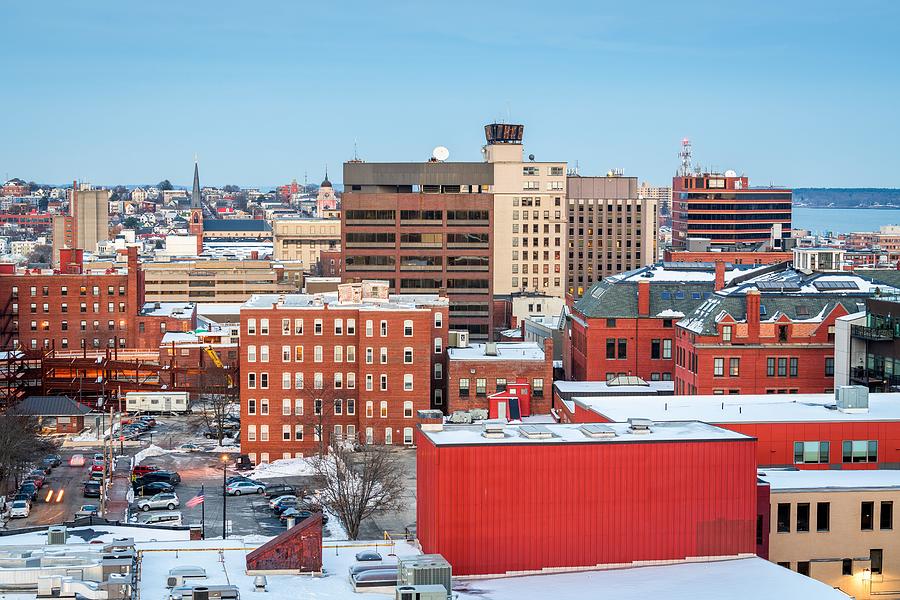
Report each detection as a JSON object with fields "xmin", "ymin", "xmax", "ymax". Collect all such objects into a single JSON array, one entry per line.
[
  {"xmin": 566, "ymin": 175, "xmax": 657, "ymax": 298},
  {"xmin": 141, "ymin": 259, "xmax": 296, "ymax": 303},
  {"xmin": 273, "ymin": 218, "xmax": 341, "ymax": 270},
  {"xmin": 484, "ymin": 123, "xmax": 567, "ymax": 299},
  {"xmin": 52, "ymin": 185, "xmax": 110, "ymax": 264},
  {"xmin": 341, "ymin": 160, "xmax": 494, "ymax": 339}
]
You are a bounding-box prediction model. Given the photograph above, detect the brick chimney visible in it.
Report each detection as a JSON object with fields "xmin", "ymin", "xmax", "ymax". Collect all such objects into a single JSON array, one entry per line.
[
  {"xmin": 714, "ymin": 260, "xmax": 726, "ymax": 291},
  {"xmin": 746, "ymin": 289, "xmax": 761, "ymax": 342},
  {"xmin": 637, "ymin": 280, "xmax": 650, "ymax": 316}
]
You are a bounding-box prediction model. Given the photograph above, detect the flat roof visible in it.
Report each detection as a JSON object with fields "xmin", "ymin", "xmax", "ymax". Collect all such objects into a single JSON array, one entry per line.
[
  {"xmin": 421, "ymin": 421, "xmax": 750, "ymax": 447},
  {"xmin": 242, "ymin": 292, "xmax": 443, "ymax": 311},
  {"xmin": 575, "ymin": 392, "xmax": 900, "ymax": 424},
  {"xmin": 448, "ymin": 342, "xmax": 545, "ymax": 361},
  {"xmin": 760, "ymin": 469, "xmax": 900, "ymax": 492},
  {"xmin": 554, "ymin": 379, "xmax": 674, "ymax": 394}
]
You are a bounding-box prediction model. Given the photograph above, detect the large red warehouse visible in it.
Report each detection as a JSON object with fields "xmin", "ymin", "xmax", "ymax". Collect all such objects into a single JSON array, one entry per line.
[
  {"xmin": 560, "ymin": 390, "xmax": 900, "ymax": 470},
  {"xmin": 416, "ymin": 421, "xmax": 757, "ymax": 576}
]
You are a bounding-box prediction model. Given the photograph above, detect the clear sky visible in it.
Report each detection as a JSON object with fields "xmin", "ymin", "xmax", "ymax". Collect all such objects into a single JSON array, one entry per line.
[{"xmin": 1, "ymin": 1, "xmax": 897, "ymax": 189}]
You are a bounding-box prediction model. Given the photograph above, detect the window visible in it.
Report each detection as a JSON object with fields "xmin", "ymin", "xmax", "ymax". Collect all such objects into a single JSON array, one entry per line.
[
  {"xmin": 259, "ymin": 345, "xmax": 269, "ymax": 362},
  {"xmin": 651, "ymin": 339, "xmax": 661, "ymax": 359},
  {"xmin": 314, "ymin": 346, "xmax": 323, "ymax": 362},
  {"xmin": 789, "ymin": 357, "xmax": 798, "ymax": 377},
  {"xmin": 842, "ymin": 559, "xmax": 852, "ymax": 576},
  {"xmin": 366, "ymin": 374, "xmax": 373, "ymax": 391},
  {"xmin": 314, "ymin": 398, "xmax": 322, "ymax": 415},
  {"xmin": 248, "ymin": 373, "xmax": 257, "ymax": 389},
  {"xmin": 334, "ymin": 318, "xmax": 343, "ymax": 335},
  {"xmin": 713, "ymin": 358, "xmax": 724, "ymax": 377},
  {"xmin": 662, "ymin": 339, "xmax": 672, "ymax": 359},
  {"xmin": 496, "ymin": 378, "xmax": 507, "ymax": 393},
  {"xmin": 295, "ymin": 424, "xmax": 303, "ymax": 441},
  {"xmin": 347, "ymin": 399, "xmax": 356, "ymax": 415},
  {"xmin": 334, "ymin": 398, "xmax": 343, "ymax": 415},
  {"xmin": 314, "ymin": 319, "xmax": 322, "ymax": 335},
  {"xmin": 347, "ymin": 372, "xmax": 356, "ymax": 388},
  {"xmin": 334, "ymin": 372, "xmax": 343, "ymax": 389},
  {"xmin": 618, "ymin": 338, "xmax": 627, "ymax": 359},
  {"xmin": 247, "ymin": 399, "xmax": 256, "ymax": 415},
  {"xmin": 730, "ymin": 358, "xmax": 740, "ymax": 377},
  {"xmin": 434, "ymin": 337, "xmax": 442, "ymax": 354},
  {"xmin": 247, "ymin": 425, "xmax": 256, "ymax": 441},
  {"xmin": 882, "ymin": 501, "xmax": 893, "ymax": 530},
  {"xmin": 825, "ymin": 357, "xmax": 834, "ymax": 376},
  {"xmin": 871, "ymin": 549, "xmax": 883, "ymax": 575},
  {"xmin": 334, "ymin": 346, "xmax": 343, "ymax": 362},
  {"xmin": 778, "ymin": 357, "xmax": 787, "ymax": 377},
  {"xmin": 862, "ymin": 501, "xmax": 875, "ymax": 530},
  {"xmin": 722, "ymin": 325, "xmax": 732, "ymax": 341},
  {"xmin": 294, "ymin": 345, "xmax": 304, "ymax": 362},
  {"xmin": 797, "ymin": 562, "xmax": 810, "ymax": 577},
  {"xmin": 404, "ymin": 427, "xmax": 414, "ymax": 445},
  {"xmin": 459, "ymin": 378, "xmax": 469, "ymax": 396},
  {"xmin": 295, "ymin": 372, "xmax": 304, "ymax": 389},
  {"xmin": 282, "ymin": 319, "xmax": 290, "ymax": 335},
  {"xmin": 380, "ymin": 401, "xmax": 388, "ymax": 418},
  {"xmin": 380, "ymin": 320, "xmax": 388, "ymax": 336},
  {"xmin": 533, "ymin": 378, "xmax": 544, "ymax": 397},
  {"xmin": 404, "ymin": 374, "xmax": 413, "ymax": 391},
  {"xmin": 347, "ymin": 345, "xmax": 356, "ymax": 362},
  {"xmin": 294, "ymin": 318, "xmax": 304, "ymax": 334},
  {"xmin": 365, "ymin": 427, "xmax": 374, "ymax": 445},
  {"xmin": 476, "ymin": 378, "xmax": 486, "ymax": 396},
  {"xmin": 380, "ymin": 374, "xmax": 388, "ymax": 391},
  {"xmin": 384, "ymin": 427, "xmax": 393, "ymax": 445},
  {"xmin": 403, "ymin": 401, "xmax": 413, "ymax": 418},
  {"xmin": 366, "ymin": 347, "xmax": 373, "ymax": 364},
  {"xmin": 767, "ymin": 358, "xmax": 775, "ymax": 376},
  {"xmin": 817, "ymin": 502, "xmax": 830, "ymax": 532},
  {"xmin": 260, "ymin": 425, "xmax": 269, "ymax": 442},
  {"xmin": 247, "ymin": 319, "xmax": 257, "ymax": 335},
  {"xmin": 434, "ymin": 312, "xmax": 442, "ymax": 328},
  {"xmin": 365, "ymin": 320, "xmax": 373, "ymax": 336},
  {"xmin": 282, "ymin": 373, "xmax": 291, "ymax": 389},
  {"xmin": 260, "ymin": 319, "xmax": 269, "ymax": 335},
  {"xmin": 282, "ymin": 346, "xmax": 291, "ymax": 362},
  {"xmin": 797, "ymin": 503, "xmax": 810, "ymax": 532},
  {"xmin": 366, "ymin": 401, "xmax": 373, "ymax": 418},
  {"xmin": 404, "ymin": 347, "xmax": 413, "ymax": 364},
  {"xmin": 282, "ymin": 425, "xmax": 291, "ymax": 441},
  {"xmin": 843, "ymin": 440, "xmax": 878, "ymax": 463},
  {"xmin": 794, "ymin": 441, "xmax": 829, "ymax": 464},
  {"xmin": 434, "ymin": 363, "xmax": 443, "ymax": 380},
  {"xmin": 777, "ymin": 503, "xmax": 790, "ymax": 533},
  {"xmin": 294, "ymin": 398, "xmax": 303, "ymax": 415},
  {"xmin": 314, "ymin": 372, "xmax": 323, "ymax": 389},
  {"xmin": 380, "ymin": 347, "xmax": 388, "ymax": 364},
  {"xmin": 347, "ymin": 319, "xmax": 356, "ymax": 335}
]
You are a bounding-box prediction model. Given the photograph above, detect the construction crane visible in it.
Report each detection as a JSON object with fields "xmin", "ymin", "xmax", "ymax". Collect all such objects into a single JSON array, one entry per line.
[{"xmin": 204, "ymin": 346, "xmax": 233, "ymax": 387}]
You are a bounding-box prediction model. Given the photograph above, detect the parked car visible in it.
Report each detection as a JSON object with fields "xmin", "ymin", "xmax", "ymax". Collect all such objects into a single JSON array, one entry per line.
[
  {"xmin": 134, "ymin": 511, "xmax": 182, "ymax": 527},
  {"xmin": 28, "ymin": 471, "xmax": 46, "ymax": 486},
  {"xmin": 226, "ymin": 475, "xmax": 259, "ymax": 486},
  {"xmin": 92, "ymin": 453, "xmax": 104, "ymax": 462},
  {"xmin": 24, "ymin": 477, "xmax": 44, "ymax": 491},
  {"xmin": 13, "ymin": 492, "xmax": 32, "ymax": 504},
  {"xmin": 45, "ymin": 455, "xmax": 62, "ymax": 468},
  {"xmin": 178, "ymin": 443, "xmax": 202, "ymax": 452},
  {"xmin": 89, "ymin": 470, "xmax": 104, "ymax": 482},
  {"xmin": 83, "ymin": 481, "xmax": 101, "ymax": 498},
  {"xmin": 9, "ymin": 500, "xmax": 30, "ymax": 518},
  {"xmin": 42, "ymin": 458, "xmax": 57, "ymax": 471},
  {"xmin": 34, "ymin": 463, "xmax": 52, "ymax": 475},
  {"xmin": 268, "ymin": 494, "xmax": 297, "ymax": 510},
  {"xmin": 69, "ymin": 454, "xmax": 86, "ymax": 467},
  {"xmin": 137, "ymin": 416, "xmax": 157, "ymax": 427},
  {"xmin": 136, "ymin": 492, "xmax": 180, "ymax": 512},
  {"xmin": 264, "ymin": 483, "xmax": 297, "ymax": 498},
  {"xmin": 133, "ymin": 481, "xmax": 175, "ymax": 496},
  {"xmin": 132, "ymin": 464, "xmax": 161, "ymax": 478},
  {"xmin": 75, "ymin": 504, "xmax": 99, "ymax": 518},
  {"xmin": 19, "ymin": 483, "xmax": 38, "ymax": 501},
  {"xmin": 279, "ymin": 508, "xmax": 313, "ymax": 523},
  {"xmin": 225, "ymin": 481, "xmax": 265, "ymax": 496},
  {"xmin": 135, "ymin": 470, "xmax": 181, "ymax": 485},
  {"xmin": 272, "ymin": 499, "xmax": 298, "ymax": 516}
]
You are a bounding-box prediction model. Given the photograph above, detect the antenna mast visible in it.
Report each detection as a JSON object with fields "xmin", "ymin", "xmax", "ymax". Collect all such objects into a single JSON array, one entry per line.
[{"xmin": 679, "ymin": 138, "xmax": 692, "ymax": 176}]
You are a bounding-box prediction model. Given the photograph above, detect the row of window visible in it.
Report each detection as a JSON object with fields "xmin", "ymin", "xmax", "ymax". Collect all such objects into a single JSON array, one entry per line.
[
  {"xmin": 777, "ymin": 552, "xmax": 883, "ymax": 577},
  {"xmin": 246, "ymin": 344, "xmax": 443, "ymax": 368},
  {"xmin": 458, "ymin": 378, "xmax": 544, "ymax": 397},
  {"xmin": 776, "ymin": 500, "xmax": 892, "ymax": 534},
  {"xmin": 246, "ymin": 371, "xmax": 418, "ymax": 392},
  {"xmin": 14, "ymin": 301, "xmax": 128, "ymax": 315},
  {"xmin": 19, "ymin": 337, "xmax": 127, "ymax": 350},
  {"xmin": 607, "ymin": 371, "xmax": 672, "ymax": 381},
  {"xmin": 510, "ymin": 277, "xmax": 561, "ymax": 289},
  {"xmin": 246, "ymin": 398, "xmax": 418, "ymax": 419},
  {"xmin": 247, "ymin": 316, "xmax": 442, "ymax": 337},
  {"xmin": 26, "ymin": 319, "xmax": 128, "ymax": 332},
  {"xmin": 793, "ymin": 440, "xmax": 879, "ymax": 464},
  {"xmin": 245, "ymin": 426, "xmax": 415, "ymax": 448},
  {"xmin": 13, "ymin": 285, "xmax": 126, "ymax": 298}
]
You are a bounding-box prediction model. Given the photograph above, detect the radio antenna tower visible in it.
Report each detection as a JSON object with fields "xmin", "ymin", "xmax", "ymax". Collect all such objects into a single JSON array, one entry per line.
[{"xmin": 679, "ymin": 138, "xmax": 693, "ymax": 176}]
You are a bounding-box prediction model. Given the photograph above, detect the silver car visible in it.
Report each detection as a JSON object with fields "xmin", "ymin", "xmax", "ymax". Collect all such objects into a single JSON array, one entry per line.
[{"xmin": 136, "ymin": 492, "xmax": 180, "ymax": 512}]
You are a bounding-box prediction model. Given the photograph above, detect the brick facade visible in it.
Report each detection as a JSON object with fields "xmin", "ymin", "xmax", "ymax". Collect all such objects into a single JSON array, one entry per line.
[{"xmin": 239, "ymin": 286, "xmax": 448, "ymax": 462}]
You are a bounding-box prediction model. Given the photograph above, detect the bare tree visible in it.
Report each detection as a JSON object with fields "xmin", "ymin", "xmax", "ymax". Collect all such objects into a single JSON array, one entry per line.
[
  {"xmin": 312, "ymin": 443, "xmax": 404, "ymax": 540},
  {"xmin": 0, "ymin": 415, "xmax": 60, "ymax": 488},
  {"xmin": 193, "ymin": 370, "xmax": 238, "ymax": 446}
]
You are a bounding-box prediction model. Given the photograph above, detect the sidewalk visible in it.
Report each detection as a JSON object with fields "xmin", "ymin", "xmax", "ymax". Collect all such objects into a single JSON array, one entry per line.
[{"xmin": 105, "ymin": 455, "xmax": 133, "ymax": 520}]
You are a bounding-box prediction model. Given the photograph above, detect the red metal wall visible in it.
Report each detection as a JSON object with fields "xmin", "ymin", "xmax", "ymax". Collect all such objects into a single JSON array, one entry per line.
[{"xmin": 417, "ymin": 430, "xmax": 757, "ymax": 576}]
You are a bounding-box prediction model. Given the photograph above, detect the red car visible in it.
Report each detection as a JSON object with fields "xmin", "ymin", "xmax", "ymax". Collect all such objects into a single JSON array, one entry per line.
[{"xmin": 132, "ymin": 464, "xmax": 161, "ymax": 478}]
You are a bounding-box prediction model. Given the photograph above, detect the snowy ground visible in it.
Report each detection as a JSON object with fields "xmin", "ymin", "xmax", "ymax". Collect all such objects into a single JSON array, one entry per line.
[{"xmin": 246, "ymin": 457, "xmax": 316, "ymax": 479}]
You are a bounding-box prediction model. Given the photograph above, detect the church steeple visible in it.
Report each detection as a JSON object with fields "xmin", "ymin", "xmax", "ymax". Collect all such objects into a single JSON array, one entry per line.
[{"xmin": 191, "ymin": 160, "xmax": 201, "ymax": 209}]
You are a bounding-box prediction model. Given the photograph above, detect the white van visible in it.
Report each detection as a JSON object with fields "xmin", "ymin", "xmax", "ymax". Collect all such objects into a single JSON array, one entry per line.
[{"xmin": 136, "ymin": 510, "xmax": 182, "ymax": 526}]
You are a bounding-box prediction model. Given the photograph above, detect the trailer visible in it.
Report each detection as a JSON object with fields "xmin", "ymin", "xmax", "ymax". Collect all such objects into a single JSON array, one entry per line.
[{"xmin": 125, "ymin": 391, "xmax": 190, "ymax": 414}]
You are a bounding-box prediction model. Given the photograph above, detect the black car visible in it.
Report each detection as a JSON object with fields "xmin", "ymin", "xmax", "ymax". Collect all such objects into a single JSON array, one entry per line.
[
  {"xmin": 83, "ymin": 481, "xmax": 101, "ymax": 498},
  {"xmin": 45, "ymin": 454, "xmax": 62, "ymax": 467},
  {"xmin": 264, "ymin": 483, "xmax": 297, "ymax": 498},
  {"xmin": 13, "ymin": 492, "xmax": 33, "ymax": 504},
  {"xmin": 133, "ymin": 481, "xmax": 175, "ymax": 496},
  {"xmin": 135, "ymin": 470, "xmax": 181, "ymax": 485},
  {"xmin": 272, "ymin": 498, "xmax": 298, "ymax": 516}
]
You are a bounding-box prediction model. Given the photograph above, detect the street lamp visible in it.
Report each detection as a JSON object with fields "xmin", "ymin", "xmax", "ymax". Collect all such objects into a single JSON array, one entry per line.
[{"xmin": 221, "ymin": 453, "xmax": 229, "ymax": 539}]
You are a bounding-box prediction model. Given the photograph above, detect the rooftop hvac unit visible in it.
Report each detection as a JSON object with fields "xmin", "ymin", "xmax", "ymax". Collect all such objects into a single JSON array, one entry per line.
[
  {"xmin": 47, "ymin": 526, "xmax": 68, "ymax": 545},
  {"xmin": 836, "ymin": 385, "xmax": 869, "ymax": 413},
  {"xmin": 627, "ymin": 418, "xmax": 653, "ymax": 434},
  {"xmin": 448, "ymin": 330, "xmax": 469, "ymax": 349},
  {"xmin": 398, "ymin": 555, "xmax": 452, "ymax": 599},
  {"xmin": 396, "ymin": 584, "xmax": 450, "ymax": 600},
  {"xmin": 482, "ymin": 420, "xmax": 506, "ymax": 439},
  {"xmin": 519, "ymin": 424, "xmax": 553, "ymax": 439},
  {"xmin": 483, "ymin": 342, "xmax": 498, "ymax": 356},
  {"xmin": 579, "ymin": 423, "xmax": 617, "ymax": 439}
]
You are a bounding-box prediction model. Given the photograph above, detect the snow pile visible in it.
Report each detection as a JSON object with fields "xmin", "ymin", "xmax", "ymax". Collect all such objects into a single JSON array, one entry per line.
[
  {"xmin": 133, "ymin": 444, "xmax": 169, "ymax": 465},
  {"xmin": 247, "ymin": 456, "xmax": 315, "ymax": 479}
]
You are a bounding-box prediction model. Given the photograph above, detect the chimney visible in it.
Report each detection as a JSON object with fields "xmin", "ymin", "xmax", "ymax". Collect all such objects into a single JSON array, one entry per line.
[
  {"xmin": 714, "ymin": 260, "xmax": 726, "ymax": 291},
  {"xmin": 637, "ymin": 280, "xmax": 650, "ymax": 316},
  {"xmin": 746, "ymin": 290, "xmax": 761, "ymax": 342}
]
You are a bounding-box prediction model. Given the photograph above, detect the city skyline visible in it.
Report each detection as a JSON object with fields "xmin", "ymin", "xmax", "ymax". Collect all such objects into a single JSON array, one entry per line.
[{"xmin": 2, "ymin": 1, "xmax": 899, "ymax": 188}]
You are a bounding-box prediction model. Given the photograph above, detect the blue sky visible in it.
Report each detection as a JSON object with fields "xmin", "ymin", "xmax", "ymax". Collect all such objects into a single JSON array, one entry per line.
[{"xmin": 1, "ymin": 1, "xmax": 897, "ymax": 188}]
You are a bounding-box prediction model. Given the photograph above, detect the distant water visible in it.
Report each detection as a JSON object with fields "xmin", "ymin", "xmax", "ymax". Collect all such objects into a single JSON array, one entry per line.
[{"xmin": 793, "ymin": 206, "xmax": 900, "ymax": 234}]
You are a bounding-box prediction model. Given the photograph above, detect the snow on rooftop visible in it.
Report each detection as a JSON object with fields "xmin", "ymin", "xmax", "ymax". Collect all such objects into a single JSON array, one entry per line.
[
  {"xmin": 760, "ymin": 469, "xmax": 900, "ymax": 491},
  {"xmin": 454, "ymin": 557, "xmax": 848, "ymax": 600},
  {"xmin": 448, "ymin": 342, "xmax": 545, "ymax": 361},
  {"xmin": 160, "ymin": 332, "xmax": 198, "ymax": 344},
  {"xmin": 242, "ymin": 293, "xmax": 438, "ymax": 311},
  {"xmin": 575, "ymin": 392, "xmax": 900, "ymax": 424},
  {"xmin": 140, "ymin": 301, "xmax": 195, "ymax": 318},
  {"xmin": 554, "ymin": 379, "xmax": 674, "ymax": 394},
  {"xmin": 614, "ymin": 263, "xmax": 769, "ymax": 284},
  {"xmin": 421, "ymin": 421, "xmax": 748, "ymax": 446}
]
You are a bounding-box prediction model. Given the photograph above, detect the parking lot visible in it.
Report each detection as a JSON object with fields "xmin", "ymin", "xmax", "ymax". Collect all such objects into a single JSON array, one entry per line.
[{"xmin": 3, "ymin": 413, "xmax": 419, "ymax": 540}]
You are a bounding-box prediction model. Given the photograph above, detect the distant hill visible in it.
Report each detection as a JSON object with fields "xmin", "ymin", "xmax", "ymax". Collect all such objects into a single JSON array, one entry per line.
[{"xmin": 793, "ymin": 188, "xmax": 900, "ymax": 208}]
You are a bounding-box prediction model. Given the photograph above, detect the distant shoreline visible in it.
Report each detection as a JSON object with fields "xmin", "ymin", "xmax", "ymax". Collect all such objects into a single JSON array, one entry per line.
[{"xmin": 793, "ymin": 205, "xmax": 900, "ymax": 210}]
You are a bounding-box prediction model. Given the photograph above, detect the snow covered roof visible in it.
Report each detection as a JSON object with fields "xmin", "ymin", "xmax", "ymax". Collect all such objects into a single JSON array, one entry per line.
[
  {"xmin": 160, "ymin": 332, "xmax": 198, "ymax": 344},
  {"xmin": 759, "ymin": 469, "xmax": 900, "ymax": 492},
  {"xmin": 242, "ymin": 292, "xmax": 444, "ymax": 311},
  {"xmin": 139, "ymin": 301, "xmax": 195, "ymax": 318},
  {"xmin": 448, "ymin": 342, "xmax": 544, "ymax": 362},
  {"xmin": 554, "ymin": 379, "xmax": 674, "ymax": 397},
  {"xmin": 575, "ymin": 392, "xmax": 900, "ymax": 424},
  {"xmin": 421, "ymin": 421, "xmax": 749, "ymax": 447}
]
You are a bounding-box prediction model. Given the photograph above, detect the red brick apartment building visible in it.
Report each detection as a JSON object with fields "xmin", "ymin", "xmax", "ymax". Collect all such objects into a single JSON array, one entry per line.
[
  {"xmin": 0, "ymin": 247, "xmax": 195, "ymax": 352},
  {"xmin": 446, "ymin": 339, "xmax": 554, "ymax": 416},
  {"xmin": 417, "ymin": 421, "xmax": 757, "ymax": 575},
  {"xmin": 341, "ymin": 160, "xmax": 494, "ymax": 341},
  {"xmin": 562, "ymin": 389, "xmax": 900, "ymax": 471},
  {"xmin": 239, "ymin": 281, "xmax": 448, "ymax": 462},
  {"xmin": 671, "ymin": 172, "xmax": 792, "ymax": 249}
]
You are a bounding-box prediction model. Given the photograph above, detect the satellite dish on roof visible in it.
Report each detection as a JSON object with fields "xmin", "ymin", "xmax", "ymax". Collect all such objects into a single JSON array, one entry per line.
[
  {"xmin": 725, "ymin": 169, "xmax": 737, "ymax": 177},
  {"xmin": 432, "ymin": 146, "xmax": 450, "ymax": 162}
]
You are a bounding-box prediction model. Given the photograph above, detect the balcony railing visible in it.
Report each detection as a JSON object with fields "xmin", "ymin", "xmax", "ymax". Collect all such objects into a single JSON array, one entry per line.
[{"xmin": 851, "ymin": 325, "xmax": 894, "ymax": 341}]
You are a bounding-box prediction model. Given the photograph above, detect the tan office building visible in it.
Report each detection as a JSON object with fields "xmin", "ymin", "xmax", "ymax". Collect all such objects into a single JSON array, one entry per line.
[
  {"xmin": 484, "ymin": 124, "xmax": 566, "ymax": 298},
  {"xmin": 761, "ymin": 469, "xmax": 900, "ymax": 599},
  {"xmin": 141, "ymin": 259, "xmax": 296, "ymax": 303},
  {"xmin": 272, "ymin": 218, "xmax": 341, "ymax": 270},
  {"xmin": 566, "ymin": 175, "xmax": 657, "ymax": 298},
  {"xmin": 52, "ymin": 188, "xmax": 110, "ymax": 264}
]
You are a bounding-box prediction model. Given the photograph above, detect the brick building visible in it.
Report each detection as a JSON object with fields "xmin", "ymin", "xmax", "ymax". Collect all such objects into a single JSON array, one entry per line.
[
  {"xmin": 664, "ymin": 249, "xmax": 793, "ymax": 266},
  {"xmin": 446, "ymin": 340, "xmax": 553, "ymax": 416},
  {"xmin": 239, "ymin": 281, "xmax": 448, "ymax": 463}
]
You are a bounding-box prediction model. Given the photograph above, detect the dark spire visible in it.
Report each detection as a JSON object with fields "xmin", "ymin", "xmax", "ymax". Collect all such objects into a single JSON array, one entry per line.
[
  {"xmin": 191, "ymin": 159, "xmax": 201, "ymax": 209},
  {"xmin": 321, "ymin": 166, "xmax": 332, "ymax": 188}
]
